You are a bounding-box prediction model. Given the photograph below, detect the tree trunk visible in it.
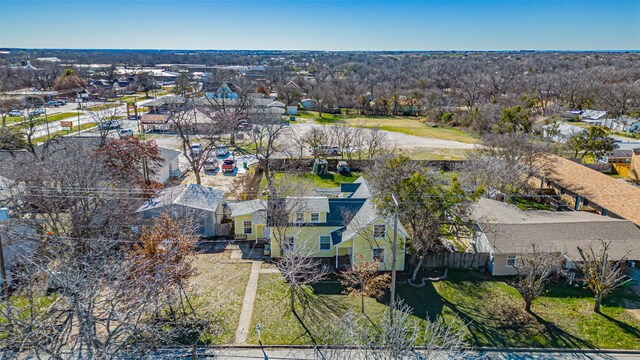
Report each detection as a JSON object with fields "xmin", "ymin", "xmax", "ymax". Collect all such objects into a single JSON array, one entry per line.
[
  {"xmin": 193, "ymin": 167, "xmax": 202, "ymax": 185},
  {"xmin": 290, "ymin": 288, "xmax": 295, "ymax": 314},
  {"xmin": 594, "ymin": 294, "xmax": 602, "ymax": 313},
  {"xmin": 361, "ymin": 295, "xmax": 365, "ymax": 314},
  {"xmin": 410, "ymin": 254, "xmax": 425, "ymax": 282},
  {"xmin": 525, "ymin": 299, "xmax": 533, "ymax": 313}
]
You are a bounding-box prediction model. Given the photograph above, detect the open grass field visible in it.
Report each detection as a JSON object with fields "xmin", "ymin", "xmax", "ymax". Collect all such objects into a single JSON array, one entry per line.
[
  {"xmin": 396, "ymin": 148, "xmax": 473, "ymax": 161},
  {"xmin": 248, "ymin": 270, "xmax": 640, "ymax": 349},
  {"xmin": 39, "ymin": 112, "xmax": 80, "ymax": 122},
  {"xmin": 345, "ymin": 117, "xmax": 479, "ymax": 144},
  {"xmin": 297, "ymin": 111, "xmax": 479, "ymax": 144},
  {"xmin": 190, "ymin": 250, "xmax": 252, "ymax": 344},
  {"xmin": 8, "ymin": 112, "xmax": 79, "ymax": 126},
  {"xmin": 85, "ymin": 103, "xmax": 121, "ymax": 112}
]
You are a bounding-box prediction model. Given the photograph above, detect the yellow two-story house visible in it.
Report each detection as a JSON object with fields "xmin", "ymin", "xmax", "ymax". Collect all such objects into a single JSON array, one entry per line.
[{"xmin": 230, "ymin": 177, "xmax": 407, "ymax": 271}]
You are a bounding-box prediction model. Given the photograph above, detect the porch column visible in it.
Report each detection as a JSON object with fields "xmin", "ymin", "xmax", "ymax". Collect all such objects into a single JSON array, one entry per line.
[{"xmin": 335, "ymin": 246, "xmax": 338, "ymax": 269}]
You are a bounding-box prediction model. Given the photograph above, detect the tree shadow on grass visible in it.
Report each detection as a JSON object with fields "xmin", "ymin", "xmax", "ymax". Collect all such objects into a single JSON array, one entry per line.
[
  {"xmin": 598, "ymin": 312, "xmax": 640, "ymax": 339},
  {"xmin": 284, "ymin": 285, "xmax": 351, "ymax": 346},
  {"xmin": 530, "ymin": 312, "xmax": 596, "ymax": 349}
]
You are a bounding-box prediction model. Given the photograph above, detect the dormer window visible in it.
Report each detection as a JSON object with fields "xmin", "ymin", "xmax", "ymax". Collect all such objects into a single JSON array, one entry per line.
[
  {"xmin": 310, "ymin": 212, "xmax": 320, "ymax": 222},
  {"xmin": 295, "ymin": 212, "xmax": 305, "ymax": 223}
]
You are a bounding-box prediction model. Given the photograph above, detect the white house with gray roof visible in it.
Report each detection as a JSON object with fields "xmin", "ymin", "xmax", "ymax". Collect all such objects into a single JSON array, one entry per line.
[{"xmin": 472, "ymin": 198, "xmax": 640, "ymax": 276}]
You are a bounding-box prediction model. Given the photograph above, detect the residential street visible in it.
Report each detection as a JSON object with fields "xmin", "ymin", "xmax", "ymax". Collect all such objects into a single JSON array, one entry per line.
[{"xmin": 142, "ymin": 347, "xmax": 640, "ymax": 359}]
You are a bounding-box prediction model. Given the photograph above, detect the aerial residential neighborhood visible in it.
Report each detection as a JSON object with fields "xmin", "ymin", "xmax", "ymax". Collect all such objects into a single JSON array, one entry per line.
[{"xmin": 1, "ymin": 1, "xmax": 640, "ymax": 359}]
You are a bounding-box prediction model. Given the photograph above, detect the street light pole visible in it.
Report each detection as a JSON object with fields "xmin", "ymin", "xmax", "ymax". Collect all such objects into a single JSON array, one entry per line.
[{"xmin": 389, "ymin": 193, "xmax": 399, "ymax": 327}]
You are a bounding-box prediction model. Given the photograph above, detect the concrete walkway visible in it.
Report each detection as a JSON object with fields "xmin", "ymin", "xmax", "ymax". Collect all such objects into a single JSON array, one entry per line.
[
  {"xmin": 234, "ymin": 260, "xmax": 261, "ymax": 344},
  {"xmin": 259, "ymin": 268, "xmax": 280, "ymax": 274}
]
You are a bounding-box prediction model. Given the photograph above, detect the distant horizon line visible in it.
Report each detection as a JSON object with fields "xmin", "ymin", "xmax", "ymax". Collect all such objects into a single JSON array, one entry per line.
[{"xmin": 1, "ymin": 48, "xmax": 640, "ymax": 53}]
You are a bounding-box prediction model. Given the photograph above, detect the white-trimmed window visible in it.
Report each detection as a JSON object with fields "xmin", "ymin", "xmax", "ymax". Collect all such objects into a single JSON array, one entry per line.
[
  {"xmin": 319, "ymin": 235, "xmax": 331, "ymax": 251},
  {"xmin": 372, "ymin": 248, "xmax": 385, "ymax": 262},
  {"xmin": 243, "ymin": 220, "xmax": 252, "ymax": 235},
  {"xmin": 310, "ymin": 212, "xmax": 320, "ymax": 223},
  {"xmin": 373, "ymin": 224, "xmax": 386, "ymax": 238},
  {"xmin": 295, "ymin": 212, "xmax": 305, "ymax": 223},
  {"xmin": 507, "ymin": 255, "xmax": 517, "ymax": 267},
  {"xmin": 283, "ymin": 236, "xmax": 295, "ymax": 252}
]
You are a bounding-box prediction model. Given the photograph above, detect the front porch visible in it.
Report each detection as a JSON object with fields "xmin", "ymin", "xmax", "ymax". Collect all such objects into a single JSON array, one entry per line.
[{"xmin": 334, "ymin": 240, "xmax": 353, "ymax": 271}]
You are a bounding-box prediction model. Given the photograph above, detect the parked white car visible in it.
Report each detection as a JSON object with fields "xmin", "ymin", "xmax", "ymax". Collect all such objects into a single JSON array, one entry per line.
[
  {"xmin": 203, "ymin": 157, "xmax": 218, "ymax": 171},
  {"xmin": 217, "ymin": 144, "xmax": 229, "ymax": 157}
]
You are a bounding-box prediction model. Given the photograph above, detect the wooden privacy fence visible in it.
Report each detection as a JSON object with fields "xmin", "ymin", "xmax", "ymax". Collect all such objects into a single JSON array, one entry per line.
[
  {"xmin": 215, "ymin": 224, "xmax": 231, "ymax": 238},
  {"xmin": 421, "ymin": 252, "xmax": 489, "ymax": 270}
]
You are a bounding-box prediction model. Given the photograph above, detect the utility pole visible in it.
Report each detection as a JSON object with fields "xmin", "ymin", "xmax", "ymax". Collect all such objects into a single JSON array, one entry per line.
[
  {"xmin": 0, "ymin": 212, "xmax": 13, "ymax": 333},
  {"xmin": 389, "ymin": 193, "xmax": 399, "ymax": 327}
]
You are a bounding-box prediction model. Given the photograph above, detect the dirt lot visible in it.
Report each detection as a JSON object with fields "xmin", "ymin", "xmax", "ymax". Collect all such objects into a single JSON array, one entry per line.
[{"xmin": 181, "ymin": 168, "xmax": 251, "ymax": 199}]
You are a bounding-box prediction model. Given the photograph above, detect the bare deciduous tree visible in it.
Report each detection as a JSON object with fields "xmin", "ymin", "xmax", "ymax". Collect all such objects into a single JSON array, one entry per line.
[
  {"xmin": 168, "ymin": 100, "xmax": 221, "ymax": 185},
  {"xmin": 460, "ymin": 132, "xmax": 554, "ymax": 200},
  {"xmin": 249, "ymin": 113, "xmax": 289, "ymax": 189},
  {"xmin": 577, "ymin": 241, "xmax": 629, "ymax": 313},
  {"xmin": 86, "ymin": 104, "xmax": 125, "ymax": 147},
  {"xmin": 512, "ymin": 245, "xmax": 565, "ymax": 313},
  {"xmin": 1, "ymin": 215, "xmax": 208, "ymax": 358},
  {"xmin": 323, "ymin": 301, "xmax": 467, "ymax": 360}
]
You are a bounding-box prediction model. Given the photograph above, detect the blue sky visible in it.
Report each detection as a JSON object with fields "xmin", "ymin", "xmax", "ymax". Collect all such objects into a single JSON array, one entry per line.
[{"xmin": 1, "ymin": 0, "xmax": 638, "ymax": 50}]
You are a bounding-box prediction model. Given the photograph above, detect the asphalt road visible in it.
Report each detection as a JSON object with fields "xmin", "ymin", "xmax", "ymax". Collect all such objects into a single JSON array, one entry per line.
[{"xmin": 138, "ymin": 347, "xmax": 640, "ymax": 359}]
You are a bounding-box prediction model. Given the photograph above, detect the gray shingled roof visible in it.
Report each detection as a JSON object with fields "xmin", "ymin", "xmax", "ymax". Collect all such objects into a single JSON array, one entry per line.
[
  {"xmin": 312, "ymin": 188, "xmax": 342, "ymax": 197},
  {"xmin": 474, "ymin": 198, "xmax": 640, "ymax": 260},
  {"xmin": 287, "ymin": 197, "xmax": 330, "ymax": 213},
  {"xmin": 230, "ymin": 199, "xmax": 266, "ymax": 217},
  {"xmin": 350, "ymin": 176, "xmax": 372, "ymax": 199},
  {"xmin": 481, "ymin": 222, "xmax": 640, "ymax": 260},
  {"xmin": 137, "ymin": 184, "xmax": 225, "ymax": 213}
]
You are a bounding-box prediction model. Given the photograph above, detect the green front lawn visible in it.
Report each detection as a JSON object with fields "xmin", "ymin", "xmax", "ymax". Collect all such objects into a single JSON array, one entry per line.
[
  {"xmin": 260, "ymin": 171, "xmax": 362, "ymax": 195},
  {"xmin": 190, "ymin": 252, "xmax": 252, "ymax": 344},
  {"xmin": 248, "ymin": 271, "xmax": 640, "ymax": 349}
]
